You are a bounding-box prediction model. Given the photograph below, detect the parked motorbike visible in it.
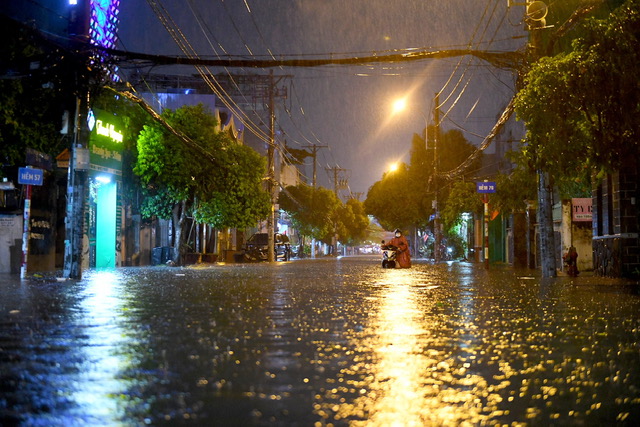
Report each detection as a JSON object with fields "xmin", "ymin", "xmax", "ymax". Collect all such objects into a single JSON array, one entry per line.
[{"xmin": 380, "ymin": 240, "xmax": 399, "ymax": 268}]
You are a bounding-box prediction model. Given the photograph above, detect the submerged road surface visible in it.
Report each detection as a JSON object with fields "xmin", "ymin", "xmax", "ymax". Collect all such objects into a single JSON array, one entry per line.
[{"xmin": 1, "ymin": 256, "xmax": 639, "ymax": 425}]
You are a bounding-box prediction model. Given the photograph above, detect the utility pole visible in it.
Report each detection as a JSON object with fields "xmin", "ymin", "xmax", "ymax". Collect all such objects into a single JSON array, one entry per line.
[
  {"xmin": 483, "ymin": 193, "xmax": 490, "ymax": 269},
  {"xmin": 520, "ymin": 0, "xmax": 557, "ymax": 277},
  {"xmin": 64, "ymin": 1, "xmax": 92, "ymax": 279},
  {"xmin": 246, "ymin": 71, "xmax": 291, "ymax": 262},
  {"xmin": 433, "ymin": 92, "xmax": 442, "ymax": 263},
  {"xmin": 267, "ymin": 70, "xmax": 276, "ymax": 262},
  {"xmin": 302, "ymin": 144, "xmax": 328, "ymax": 188},
  {"xmin": 326, "ymin": 166, "xmax": 348, "ymax": 198},
  {"xmin": 325, "ymin": 166, "xmax": 348, "ymax": 255},
  {"xmin": 531, "ymin": 10, "xmax": 557, "ymax": 277},
  {"xmin": 63, "ymin": 97, "xmax": 89, "ymax": 279}
]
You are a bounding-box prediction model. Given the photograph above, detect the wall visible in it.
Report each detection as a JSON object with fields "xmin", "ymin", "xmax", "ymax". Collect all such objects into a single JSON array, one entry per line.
[
  {"xmin": 592, "ymin": 158, "xmax": 640, "ymax": 278},
  {"xmin": 561, "ymin": 200, "xmax": 593, "ymax": 273},
  {"xmin": 0, "ymin": 215, "xmax": 23, "ymax": 273}
]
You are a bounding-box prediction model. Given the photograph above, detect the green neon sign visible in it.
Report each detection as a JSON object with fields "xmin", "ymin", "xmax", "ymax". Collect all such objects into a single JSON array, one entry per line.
[{"xmin": 89, "ymin": 109, "xmax": 124, "ymax": 175}]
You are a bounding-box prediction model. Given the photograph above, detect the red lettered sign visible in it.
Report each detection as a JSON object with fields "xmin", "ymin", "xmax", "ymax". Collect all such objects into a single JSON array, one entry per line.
[{"xmin": 572, "ymin": 198, "xmax": 592, "ymax": 222}]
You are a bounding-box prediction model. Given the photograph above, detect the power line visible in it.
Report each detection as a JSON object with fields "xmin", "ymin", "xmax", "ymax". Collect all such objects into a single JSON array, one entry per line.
[
  {"xmin": 144, "ymin": 0, "xmax": 274, "ymax": 144},
  {"xmin": 105, "ymin": 46, "xmax": 525, "ymax": 70}
]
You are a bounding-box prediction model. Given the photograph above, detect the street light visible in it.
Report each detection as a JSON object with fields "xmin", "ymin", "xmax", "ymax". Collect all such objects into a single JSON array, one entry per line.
[
  {"xmin": 391, "ymin": 98, "xmax": 408, "ymax": 115},
  {"xmin": 391, "ymin": 96, "xmax": 441, "ymax": 262}
]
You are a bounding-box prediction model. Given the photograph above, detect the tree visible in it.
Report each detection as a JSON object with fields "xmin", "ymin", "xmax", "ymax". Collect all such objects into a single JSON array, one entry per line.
[
  {"xmin": 414, "ymin": 127, "xmax": 483, "ymax": 226},
  {"xmin": 338, "ymin": 198, "xmax": 370, "ymax": 246},
  {"xmin": 441, "ymin": 181, "xmax": 482, "ymax": 229},
  {"xmin": 278, "ymin": 184, "xmax": 341, "ymax": 242},
  {"xmin": 364, "ymin": 162, "xmax": 420, "ymax": 231},
  {"xmin": 0, "ymin": 16, "xmax": 95, "ymax": 176},
  {"xmin": 134, "ymin": 104, "xmax": 270, "ymax": 263},
  {"xmin": 514, "ymin": 0, "xmax": 638, "ymax": 276},
  {"xmin": 365, "ymin": 127, "xmax": 482, "ymax": 233},
  {"xmin": 279, "ymin": 185, "xmax": 368, "ymax": 252},
  {"xmin": 434, "ymin": 128, "xmax": 483, "ymax": 179},
  {"xmin": 492, "ymin": 168, "xmax": 537, "ymax": 214},
  {"xmin": 516, "ymin": 0, "xmax": 640, "ymax": 178}
]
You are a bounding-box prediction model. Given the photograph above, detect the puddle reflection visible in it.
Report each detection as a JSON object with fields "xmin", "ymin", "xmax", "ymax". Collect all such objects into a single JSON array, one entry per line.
[
  {"xmin": 363, "ymin": 269, "xmax": 431, "ymax": 425},
  {"xmin": 326, "ymin": 267, "xmax": 497, "ymax": 426},
  {"xmin": 72, "ymin": 270, "xmax": 130, "ymax": 423}
]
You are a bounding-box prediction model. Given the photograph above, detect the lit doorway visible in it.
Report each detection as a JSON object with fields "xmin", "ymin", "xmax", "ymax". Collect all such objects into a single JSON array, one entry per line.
[{"xmin": 95, "ymin": 178, "xmax": 117, "ymax": 269}]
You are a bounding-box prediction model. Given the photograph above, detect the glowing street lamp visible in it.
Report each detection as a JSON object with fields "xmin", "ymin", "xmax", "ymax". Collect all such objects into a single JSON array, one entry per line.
[{"xmin": 391, "ymin": 98, "xmax": 408, "ymax": 115}]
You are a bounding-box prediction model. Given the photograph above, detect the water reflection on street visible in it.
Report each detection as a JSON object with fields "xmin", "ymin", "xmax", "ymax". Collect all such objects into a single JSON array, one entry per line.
[
  {"xmin": 1, "ymin": 257, "xmax": 639, "ymax": 425},
  {"xmin": 72, "ymin": 271, "xmax": 129, "ymax": 424}
]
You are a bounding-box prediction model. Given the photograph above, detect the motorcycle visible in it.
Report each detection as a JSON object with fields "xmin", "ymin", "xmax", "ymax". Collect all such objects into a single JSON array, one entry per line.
[{"xmin": 380, "ymin": 240, "xmax": 399, "ymax": 268}]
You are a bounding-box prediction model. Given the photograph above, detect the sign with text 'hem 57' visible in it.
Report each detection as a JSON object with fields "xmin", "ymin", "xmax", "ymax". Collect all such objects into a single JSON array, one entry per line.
[{"xmin": 18, "ymin": 167, "xmax": 44, "ymax": 186}]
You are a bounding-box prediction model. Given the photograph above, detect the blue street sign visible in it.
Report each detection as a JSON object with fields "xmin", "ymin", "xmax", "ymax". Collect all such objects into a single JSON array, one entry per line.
[
  {"xmin": 476, "ymin": 181, "xmax": 497, "ymax": 193},
  {"xmin": 18, "ymin": 167, "xmax": 44, "ymax": 186}
]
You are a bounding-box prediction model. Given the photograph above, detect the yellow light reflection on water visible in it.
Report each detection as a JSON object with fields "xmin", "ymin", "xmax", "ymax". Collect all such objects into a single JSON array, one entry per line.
[
  {"xmin": 324, "ymin": 268, "xmax": 501, "ymax": 426},
  {"xmin": 366, "ymin": 269, "xmax": 429, "ymax": 426}
]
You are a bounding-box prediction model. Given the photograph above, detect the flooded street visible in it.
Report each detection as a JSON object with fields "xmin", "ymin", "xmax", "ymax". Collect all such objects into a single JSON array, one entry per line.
[{"xmin": 1, "ymin": 257, "xmax": 639, "ymax": 426}]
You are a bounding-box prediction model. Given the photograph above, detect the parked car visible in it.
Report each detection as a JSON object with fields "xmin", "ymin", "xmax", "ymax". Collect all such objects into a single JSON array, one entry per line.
[{"xmin": 243, "ymin": 233, "xmax": 291, "ymax": 261}]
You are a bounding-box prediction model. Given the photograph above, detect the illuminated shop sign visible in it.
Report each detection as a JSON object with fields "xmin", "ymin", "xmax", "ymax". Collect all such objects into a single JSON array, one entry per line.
[
  {"xmin": 96, "ymin": 120, "xmax": 123, "ymax": 143},
  {"xmin": 89, "ymin": 109, "xmax": 123, "ymax": 176}
]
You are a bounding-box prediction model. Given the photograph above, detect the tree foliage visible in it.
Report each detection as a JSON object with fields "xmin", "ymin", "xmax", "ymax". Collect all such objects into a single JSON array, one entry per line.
[
  {"xmin": 365, "ymin": 127, "xmax": 482, "ymax": 232},
  {"xmin": 338, "ymin": 198, "xmax": 370, "ymax": 245},
  {"xmin": 278, "ymin": 184, "xmax": 369, "ymax": 245},
  {"xmin": 278, "ymin": 184, "xmax": 342, "ymax": 242},
  {"xmin": 0, "ymin": 17, "xmax": 94, "ymax": 175},
  {"xmin": 515, "ymin": 0, "xmax": 640, "ymax": 180},
  {"xmin": 441, "ymin": 181, "xmax": 482, "ymax": 229},
  {"xmin": 135, "ymin": 103, "xmax": 270, "ymax": 234},
  {"xmin": 364, "ymin": 162, "xmax": 420, "ymax": 231}
]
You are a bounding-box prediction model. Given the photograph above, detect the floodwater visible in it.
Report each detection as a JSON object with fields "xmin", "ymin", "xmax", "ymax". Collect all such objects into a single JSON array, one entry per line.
[{"xmin": 1, "ymin": 257, "xmax": 639, "ymax": 426}]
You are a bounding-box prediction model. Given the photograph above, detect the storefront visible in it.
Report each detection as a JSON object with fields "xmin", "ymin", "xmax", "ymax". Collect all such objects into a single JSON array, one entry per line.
[{"xmin": 87, "ymin": 109, "xmax": 123, "ymax": 269}]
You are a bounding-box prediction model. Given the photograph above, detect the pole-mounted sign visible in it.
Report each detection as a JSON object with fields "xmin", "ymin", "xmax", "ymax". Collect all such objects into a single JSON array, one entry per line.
[
  {"xmin": 18, "ymin": 167, "xmax": 44, "ymax": 186},
  {"xmin": 18, "ymin": 166, "xmax": 44, "ymax": 279},
  {"xmin": 476, "ymin": 181, "xmax": 497, "ymax": 193},
  {"xmin": 477, "ymin": 181, "xmax": 497, "ymax": 269}
]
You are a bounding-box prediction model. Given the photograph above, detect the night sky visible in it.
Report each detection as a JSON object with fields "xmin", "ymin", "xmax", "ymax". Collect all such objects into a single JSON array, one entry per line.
[{"xmin": 117, "ymin": 0, "xmax": 526, "ymax": 195}]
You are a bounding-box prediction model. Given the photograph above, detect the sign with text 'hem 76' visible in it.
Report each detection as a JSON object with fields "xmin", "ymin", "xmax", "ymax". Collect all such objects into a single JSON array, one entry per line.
[{"xmin": 476, "ymin": 181, "xmax": 496, "ymax": 193}]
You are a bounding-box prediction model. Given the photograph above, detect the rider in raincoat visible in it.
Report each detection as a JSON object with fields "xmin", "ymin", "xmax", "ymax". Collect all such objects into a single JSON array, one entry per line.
[{"xmin": 386, "ymin": 229, "xmax": 411, "ymax": 268}]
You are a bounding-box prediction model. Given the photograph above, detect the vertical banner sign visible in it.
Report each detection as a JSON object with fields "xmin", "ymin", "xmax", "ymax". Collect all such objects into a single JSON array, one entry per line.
[
  {"xmin": 477, "ymin": 182, "xmax": 497, "ymax": 269},
  {"xmin": 21, "ymin": 186, "xmax": 31, "ymax": 279},
  {"xmin": 18, "ymin": 167, "xmax": 44, "ymax": 279},
  {"xmin": 483, "ymin": 194, "xmax": 489, "ymax": 269}
]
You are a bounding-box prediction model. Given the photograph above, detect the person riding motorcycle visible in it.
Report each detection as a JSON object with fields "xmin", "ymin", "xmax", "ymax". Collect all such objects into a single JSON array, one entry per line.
[{"xmin": 383, "ymin": 229, "xmax": 411, "ymax": 268}]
